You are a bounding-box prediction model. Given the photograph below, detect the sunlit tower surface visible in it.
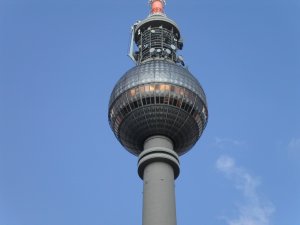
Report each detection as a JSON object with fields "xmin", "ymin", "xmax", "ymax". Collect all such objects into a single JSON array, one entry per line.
[{"xmin": 108, "ymin": 1, "xmax": 208, "ymax": 225}]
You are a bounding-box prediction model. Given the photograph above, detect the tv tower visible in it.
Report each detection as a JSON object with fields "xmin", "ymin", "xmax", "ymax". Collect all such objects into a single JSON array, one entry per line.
[{"xmin": 108, "ymin": 1, "xmax": 208, "ymax": 225}]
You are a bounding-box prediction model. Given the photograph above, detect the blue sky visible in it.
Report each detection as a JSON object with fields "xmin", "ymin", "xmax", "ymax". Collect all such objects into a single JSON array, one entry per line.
[{"xmin": 0, "ymin": 0, "xmax": 299, "ymax": 225}]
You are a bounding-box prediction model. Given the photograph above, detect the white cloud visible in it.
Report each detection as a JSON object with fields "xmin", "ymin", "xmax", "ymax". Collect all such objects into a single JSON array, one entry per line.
[
  {"xmin": 287, "ymin": 138, "xmax": 300, "ymax": 159},
  {"xmin": 214, "ymin": 137, "xmax": 244, "ymax": 149},
  {"xmin": 288, "ymin": 138, "xmax": 300, "ymax": 151},
  {"xmin": 216, "ymin": 155, "xmax": 275, "ymax": 225}
]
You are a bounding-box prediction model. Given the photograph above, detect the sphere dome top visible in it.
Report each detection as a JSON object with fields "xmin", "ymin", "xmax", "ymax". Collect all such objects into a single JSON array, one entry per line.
[{"xmin": 110, "ymin": 60, "xmax": 206, "ymax": 106}]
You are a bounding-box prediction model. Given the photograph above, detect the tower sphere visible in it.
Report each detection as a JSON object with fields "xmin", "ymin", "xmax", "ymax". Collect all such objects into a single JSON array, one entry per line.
[{"xmin": 108, "ymin": 59, "xmax": 208, "ymax": 156}]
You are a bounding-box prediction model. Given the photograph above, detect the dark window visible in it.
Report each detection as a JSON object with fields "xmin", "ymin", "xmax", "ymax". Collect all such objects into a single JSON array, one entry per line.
[
  {"xmin": 146, "ymin": 97, "xmax": 151, "ymax": 104},
  {"xmin": 130, "ymin": 102, "xmax": 135, "ymax": 109},
  {"xmin": 173, "ymin": 99, "xmax": 178, "ymax": 106},
  {"xmin": 164, "ymin": 96, "xmax": 169, "ymax": 104},
  {"xmin": 176, "ymin": 99, "xmax": 182, "ymax": 107},
  {"xmin": 156, "ymin": 96, "xmax": 160, "ymax": 104},
  {"xmin": 160, "ymin": 97, "xmax": 164, "ymax": 104},
  {"xmin": 121, "ymin": 108, "xmax": 127, "ymax": 116},
  {"xmin": 150, "ymin": 97, "xmax": 155, "ymax": 104},
  {"xmin": 191, "ymin": 109, "xmax": 196, "ymax": 116},
  {"xmin": 169, "ymin": 97, "xmax": 174, "ymax": 105},
  {"xmin": 186, "ymin": 105, "xmax": 192, "ymax": 113},
  {"xmin": 184, "ymin": 103, "xmax": 190, "ymax": 111},
  {"xmin": 181, "ymin": 102, "xmax": 186, "ymax": 109}
]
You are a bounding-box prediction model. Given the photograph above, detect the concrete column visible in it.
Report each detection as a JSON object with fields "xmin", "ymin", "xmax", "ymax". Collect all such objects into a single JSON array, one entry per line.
[{"xmin": 138, "ymin": 136, "xmax": 180, "ymax": 225}]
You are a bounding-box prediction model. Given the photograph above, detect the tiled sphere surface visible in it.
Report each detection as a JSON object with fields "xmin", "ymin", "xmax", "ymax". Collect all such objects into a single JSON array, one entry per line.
[{"xmin": 108, "ymin": 60, "xmax": 208, "ymax": 156}]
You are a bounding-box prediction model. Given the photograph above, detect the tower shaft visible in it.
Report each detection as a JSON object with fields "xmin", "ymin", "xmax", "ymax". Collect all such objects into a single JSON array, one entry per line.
[
  {"xmin": 143, "ymin": 162, "xmax": 177, "ymax": 225},
  {"xmin": 138, "ymin": 136, "xmax": 180, "ymax": 225}
]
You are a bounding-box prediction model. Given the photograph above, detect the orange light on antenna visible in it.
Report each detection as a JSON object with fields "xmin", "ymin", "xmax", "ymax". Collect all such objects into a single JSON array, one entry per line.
[{"xmin": 151, "ymin": 0, "xmax": 164, "ymax": 14}]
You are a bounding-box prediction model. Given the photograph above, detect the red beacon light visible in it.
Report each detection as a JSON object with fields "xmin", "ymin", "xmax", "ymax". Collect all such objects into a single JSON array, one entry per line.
[{"xmin": 149, "ymin": 0, "xmax": 166, "ymax": 14}]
